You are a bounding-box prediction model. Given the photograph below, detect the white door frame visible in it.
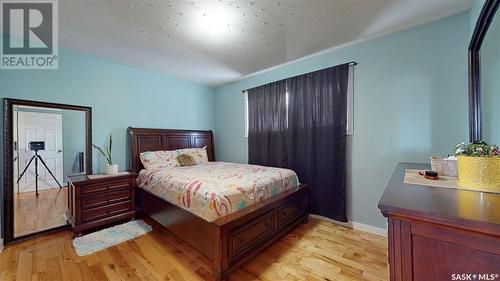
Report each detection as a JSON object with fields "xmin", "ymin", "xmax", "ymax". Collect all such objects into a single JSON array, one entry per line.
[{"xmin": 15, "ymin": 111, "xmax": 64, "ymax": 193}]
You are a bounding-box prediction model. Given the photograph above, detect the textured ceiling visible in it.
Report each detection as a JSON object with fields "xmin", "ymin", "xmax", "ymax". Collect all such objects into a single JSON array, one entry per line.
[{"xmin": 60, "ymin": 0, "xmax": 472, "ymax": 86}]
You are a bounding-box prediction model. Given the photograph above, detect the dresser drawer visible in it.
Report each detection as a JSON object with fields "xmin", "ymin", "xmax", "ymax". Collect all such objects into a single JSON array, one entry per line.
[
  {"xmin": 81, "ymin": 190, "xmax": 131, "ymax": 210},
  {"xmin": 81, "ymin": 178, "xmax": 131, "ymax": 195},
  {"xmin": 228, "ymin": 210, "xmax": 277, "ymax": 263},
  {"xmin": 278, "ymin": 196, "xmax": 306, "ymax": 228},
  {"xmin": 81, "ymin": 201, "xmax": 132, "ymax": 223}
]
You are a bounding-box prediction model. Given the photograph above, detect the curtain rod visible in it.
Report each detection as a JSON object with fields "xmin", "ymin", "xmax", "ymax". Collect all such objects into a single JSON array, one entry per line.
[{"xmin": 242, "ymin": 61, "xmax": 358, "ymax": 93}]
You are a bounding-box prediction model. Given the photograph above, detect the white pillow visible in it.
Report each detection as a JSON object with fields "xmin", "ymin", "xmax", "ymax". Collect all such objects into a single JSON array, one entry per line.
[{"xmin": 140, "ymin": 150, "xmax": 179, "ymax": 169}]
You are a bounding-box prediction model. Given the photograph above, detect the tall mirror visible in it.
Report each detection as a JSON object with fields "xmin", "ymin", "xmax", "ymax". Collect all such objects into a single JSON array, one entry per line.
[
  {"xmin": 481, "ymin": 5, "xmax": 500, "ymax": 145},
  {"xmin": 3, "ymin": 99, "xmax": 92, "ymax": 243},
  {"xmin": 469, "ymin": 0, "xmax": 500, "ymax": 141}
]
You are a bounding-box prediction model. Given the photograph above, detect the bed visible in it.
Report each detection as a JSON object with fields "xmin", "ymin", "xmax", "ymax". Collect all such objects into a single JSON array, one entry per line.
[{"xmin": 128, "ymin": 127, "xmax": 308, "ymax": 280}]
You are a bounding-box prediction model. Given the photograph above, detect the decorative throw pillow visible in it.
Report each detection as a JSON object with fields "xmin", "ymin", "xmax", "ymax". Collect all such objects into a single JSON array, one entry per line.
[
  {"xmin": 177, "ymin": 154, "xmax": 197, "ymax": 166},
  {"xmin": 175, "ymin": 146, "xmax": 209, "ymax": 164},
  {"xmin": 139, "ymin": 150, "xmax": 179, "ymax": 169}
]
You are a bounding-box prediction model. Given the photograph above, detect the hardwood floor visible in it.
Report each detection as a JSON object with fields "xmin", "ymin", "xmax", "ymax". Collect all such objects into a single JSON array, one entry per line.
[
  {"xmin": 0, "ymin": 217, "xmax": 388, "ymax": 281},
  {"xmin": 14, "ymin": 187, "xmax": 68, "ymax": 237}
]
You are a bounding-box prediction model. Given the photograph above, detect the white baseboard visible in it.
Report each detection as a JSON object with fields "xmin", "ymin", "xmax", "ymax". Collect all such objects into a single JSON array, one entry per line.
[
  {"xmin": 352, "ymin": 221, "xmax": 388, "ymax": 237},
  {"xmin": 310, "ymin": 214, "xmax": 387, "ymax": 237}
]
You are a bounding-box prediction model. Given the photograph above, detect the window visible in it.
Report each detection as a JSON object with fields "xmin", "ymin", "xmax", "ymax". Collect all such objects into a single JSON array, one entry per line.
[
  {"xmin": 244, "ymin": 65, "xmax": 354, "ymax": 137},
  {"xmin": 346, "ymin": 64, "xmax": 354, "ymax": 135},
  {"xmin": 244, "ymin": 89, "xmax": 289, "ymax": 137},
  {"xmin": 244, "ymin": 91, "xmax": 248, "ymax": 137}
]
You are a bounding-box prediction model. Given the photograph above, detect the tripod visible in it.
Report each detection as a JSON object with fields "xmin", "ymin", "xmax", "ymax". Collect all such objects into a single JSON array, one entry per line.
[{"xmin": 17, "ymin": 150, "xmax": 62, "ymax": 197}]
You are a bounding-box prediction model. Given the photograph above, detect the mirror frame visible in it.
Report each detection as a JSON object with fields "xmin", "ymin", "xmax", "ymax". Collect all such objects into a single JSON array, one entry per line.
[
  {"xmin": 3, "ymin": 98, "xmax": 92, "ymax": 244},
  {"xmin": 468, "ymin": 0, "xmax": 500, "ymax": 142}
]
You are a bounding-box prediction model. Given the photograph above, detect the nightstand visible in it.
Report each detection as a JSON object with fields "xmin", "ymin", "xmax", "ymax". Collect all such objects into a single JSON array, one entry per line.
[{"xmin": 66, "ymin": 172, "xmax": 136, "ymax": 235}]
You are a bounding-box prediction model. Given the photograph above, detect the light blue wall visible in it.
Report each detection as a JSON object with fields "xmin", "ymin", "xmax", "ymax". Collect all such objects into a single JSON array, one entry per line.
[
  {"xmin": 61, "ymin": 110, "xmax": 86, "ymax": 179},
  {"xmin": 470, "ymin": 0, "xmax": 486, "ymax": 38},
  {"xmin": 1, "ymin": 48, "xmax": 214, "ymax": 239},
  {"xmin": 1, "ymin": 49, "xmax": 215, "ymax": 171},
  {"xmin": 213, "ymin": 13, "xmax": 470, "ymax": 229},
  {"xmin": 481, "ymin": 7, "xmax": 500, "ymax": 145}
]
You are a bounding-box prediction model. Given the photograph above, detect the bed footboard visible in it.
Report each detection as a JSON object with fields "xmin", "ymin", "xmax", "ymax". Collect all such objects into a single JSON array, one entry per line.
[
  {"xmin": 213, "ymin": 184, "xmax": 309, "ymax": 279},
  {"xmin": 136, "ymin": 184, "xmax": 309, "ymax": 280}
]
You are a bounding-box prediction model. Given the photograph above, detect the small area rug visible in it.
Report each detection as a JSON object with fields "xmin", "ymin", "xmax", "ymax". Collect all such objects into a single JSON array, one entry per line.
[{"xmin": 72, "ymin": 220, "xmax": 152, "ymax": 256}]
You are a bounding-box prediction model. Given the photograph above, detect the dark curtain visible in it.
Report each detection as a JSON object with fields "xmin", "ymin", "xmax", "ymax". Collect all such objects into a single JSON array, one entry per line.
[
  {"xmin": 287, "ymin": 64, "xmax": 349, "ymax": 222},
  {"xmin": 247, "ymin": 80, "xmax": 288, "ymax": 167}
]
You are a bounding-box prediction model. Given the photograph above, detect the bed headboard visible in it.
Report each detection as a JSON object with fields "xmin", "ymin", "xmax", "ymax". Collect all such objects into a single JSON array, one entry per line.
[{"xmin": 128, "ymin": 127, "xmax": 215, "ymax": 173}]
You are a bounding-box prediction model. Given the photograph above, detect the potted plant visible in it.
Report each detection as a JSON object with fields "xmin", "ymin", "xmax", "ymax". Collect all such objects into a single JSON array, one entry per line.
[
  {"xmin": 93, "ymin": 134, "xmax": 118, "ymax": 175},
  {"xmin": 454, "ymin": 141, "xmax": 500, "ymax": 192}
]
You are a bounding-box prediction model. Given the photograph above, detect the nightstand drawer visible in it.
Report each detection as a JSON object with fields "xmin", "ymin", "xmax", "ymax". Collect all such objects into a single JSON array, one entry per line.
[
  {"xmin": 82, "ymin": 190, "xmax": 131, "ymax": 210},
  {"xmin": 81, "ymin": 201, "xmax": 132, "ymax": 223},
  {"xmin": 67, "ymin": 172, "xmax": 136, "ymax": 234},
  {"xmin": 81, "ymin": 182, "xmax": 107, "ymax": 194},
  {"xmin": 107, "ymin": 179, "xmax": 131, "ymax": 191},
  {"xmin": 81, "ymin": 179, "xmax": 131, "ymax": 195},
  {"xmin": 108, "ymin": 201, "xmax": 132, "ymax": 216}
]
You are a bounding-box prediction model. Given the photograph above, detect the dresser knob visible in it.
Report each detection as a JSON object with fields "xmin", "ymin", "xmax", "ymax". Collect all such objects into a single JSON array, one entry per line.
[{"xmin": 237, "ymin": 237, "xmax": 244, "ymax": 244}]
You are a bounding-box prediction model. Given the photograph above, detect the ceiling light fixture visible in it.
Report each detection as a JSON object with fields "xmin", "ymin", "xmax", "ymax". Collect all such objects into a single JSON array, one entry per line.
[{"xmin": 191, "ymin": 3, "xmax": 238, "ymax": 40}]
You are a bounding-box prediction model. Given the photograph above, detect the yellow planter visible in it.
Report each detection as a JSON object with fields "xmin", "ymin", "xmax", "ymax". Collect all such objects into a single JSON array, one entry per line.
[{"xmin": 457, "ymin": 155, "xmax": 500, "ymax": 192}]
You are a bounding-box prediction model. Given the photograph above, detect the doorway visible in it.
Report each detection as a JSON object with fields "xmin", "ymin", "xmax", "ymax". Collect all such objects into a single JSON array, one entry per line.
[
  {"xmin": 13, "ymin": 108, "xmax": 66, "ymax": 237},
  {"xmin": 16, "ymin": 111, "xmax": 64, "ymax": 192}
]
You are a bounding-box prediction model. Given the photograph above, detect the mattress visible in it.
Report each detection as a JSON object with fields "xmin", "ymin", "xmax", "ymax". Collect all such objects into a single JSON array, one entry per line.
[{"xmin": 136, "ymin": 161, "xmax": 299, "ymax": 222}]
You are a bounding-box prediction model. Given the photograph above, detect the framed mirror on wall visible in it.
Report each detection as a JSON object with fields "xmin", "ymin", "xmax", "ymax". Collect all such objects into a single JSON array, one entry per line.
[
  {"xmin": 468, "ymin": 0, "xmax": 500, "ymax": 142},
  {"xmin": 3, "ymin": 98, "xmax": 92, "ymax": 245},
  {"xmin": 480, "ymin": 2, "xmax": 500, "ymax": 145}
]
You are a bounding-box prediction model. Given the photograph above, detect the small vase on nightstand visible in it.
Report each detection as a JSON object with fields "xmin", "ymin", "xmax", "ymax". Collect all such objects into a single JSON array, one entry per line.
[{"xmin": 105, "ymin": 164, "xmax": 118, "ymax": 175}]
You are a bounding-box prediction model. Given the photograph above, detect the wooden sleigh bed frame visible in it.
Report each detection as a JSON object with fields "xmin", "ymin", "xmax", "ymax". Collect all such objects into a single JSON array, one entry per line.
[{"xmin": 128, "ymin": 127, "xmax": 309, "ymax": 280}]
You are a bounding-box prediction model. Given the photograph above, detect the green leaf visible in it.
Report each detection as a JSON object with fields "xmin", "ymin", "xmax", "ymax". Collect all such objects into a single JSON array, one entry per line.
[
  {"xmin": 93, "ymin": 135, "xmax": 113, "ymax": 165},
  {"xmin": 454, "ymin": 141, "xmax": 499, "ymax": 157},
  {"xmin": 109, "ymin": 134, "xmax": 112, "ymax": 164},
  {"xmin": 93, "ymin": 144, "xmax": 110, "ymax": 164}
]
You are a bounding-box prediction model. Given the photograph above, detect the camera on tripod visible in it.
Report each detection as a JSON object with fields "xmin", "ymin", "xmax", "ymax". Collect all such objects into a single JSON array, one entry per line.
[
  {"xmin": 18, "ymin": 140, "xmax": 62, "ymax": 197},
  {"xmin": 29, "ymin": 141, "xmax": 45, "ymax": 151}
]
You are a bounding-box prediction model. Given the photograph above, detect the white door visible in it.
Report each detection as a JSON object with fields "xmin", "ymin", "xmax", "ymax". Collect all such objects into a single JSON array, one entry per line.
[{"xmin": 17, "ymin": 111, "xmax": 64, "ymax": 193}]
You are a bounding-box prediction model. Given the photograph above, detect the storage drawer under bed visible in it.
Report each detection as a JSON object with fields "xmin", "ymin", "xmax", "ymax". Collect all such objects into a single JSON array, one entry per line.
[
  {"xmin": 226, "ymin": 193, "xmax": 307, "ymax": 265},
  {"xmin": 278, "ymin": 195, "xmax": 307, "ymax": 228},
  {"xmin": 228, "ymin": 209, "xmax": 278, "ymax": 263}
]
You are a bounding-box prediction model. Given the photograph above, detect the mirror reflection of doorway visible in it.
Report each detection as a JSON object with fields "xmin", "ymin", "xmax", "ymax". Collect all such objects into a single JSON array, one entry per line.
[
  {"xmin": 16, "ymin": 111, "xmax": 64, "ymax": 192},
  {"xmin": 13, "ymin": 105, "xmax": 86, "ymax": 238}
]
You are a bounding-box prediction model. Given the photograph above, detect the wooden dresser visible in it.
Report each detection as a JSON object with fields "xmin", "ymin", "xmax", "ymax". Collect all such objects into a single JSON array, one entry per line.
[
  {"xmin": 379, "ymin": 163, "xmax": 500, "ymax": 281},
  {"xmin": 66, "ymin": 173, "xmax": 136, "ymax": 235}
]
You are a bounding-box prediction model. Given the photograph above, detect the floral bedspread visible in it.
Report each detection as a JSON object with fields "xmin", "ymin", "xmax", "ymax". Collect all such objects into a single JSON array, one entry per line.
[{"xmin": 136, "ymin": 162, "xmax": 299, "ymax": 221}]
